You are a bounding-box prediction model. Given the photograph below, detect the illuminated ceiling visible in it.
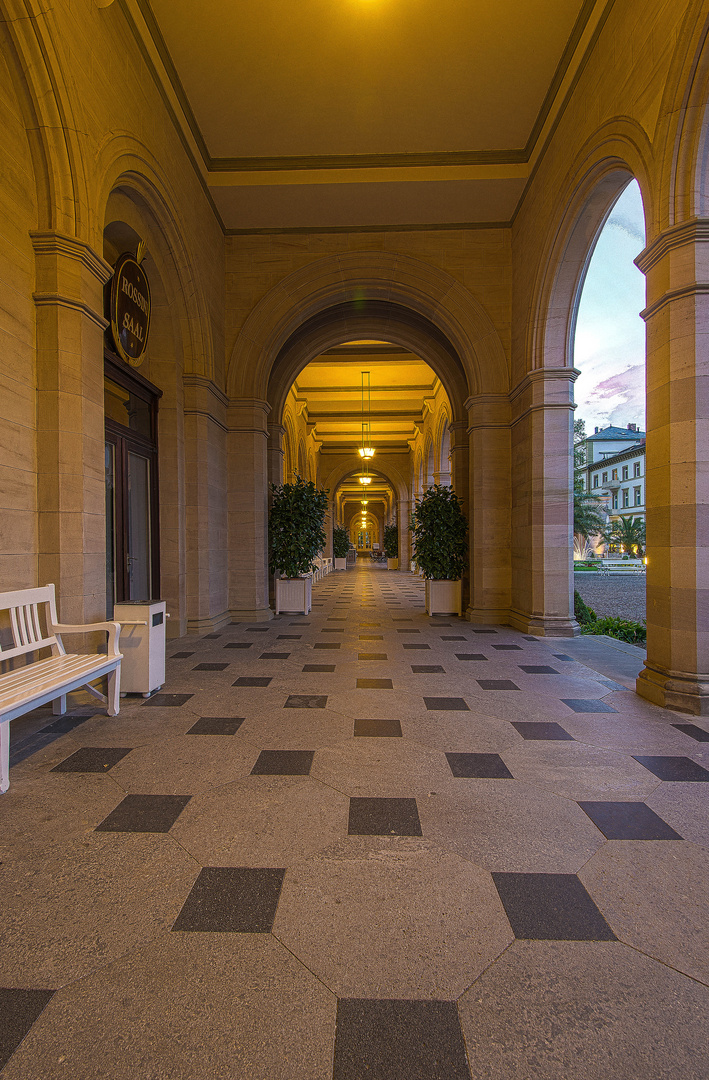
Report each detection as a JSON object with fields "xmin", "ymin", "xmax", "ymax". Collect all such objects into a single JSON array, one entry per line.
[
  {"xmin": 125, "ymin": 0, "xmax": 612, "ymax": 231},
  {"xmin": 290, "ymin": 343, "xmax": 444, "ymax": 455}
]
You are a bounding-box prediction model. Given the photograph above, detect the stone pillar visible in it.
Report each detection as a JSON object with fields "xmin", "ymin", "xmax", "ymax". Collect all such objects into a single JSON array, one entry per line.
[
  {"xmin": 267, "ymin": 422, "xmax": 285, "ymax": 491},
  {"xmin": 32, "ymin": 231, "xmax": 112, "ymax": 625},
  {"xmin": 466, "ymin": 396, "xmax": 511, "ymax": 625},
  {"xmin": 635, "ymin": 221, "xmax": 709, "ymax": 714},
  {"xmin": 227, "ymin": 399, "xmax": 272, "ymax": 621},
  {"xmin": 508, "ymin": 369, "xmax": 579, "ymax": 636},
  {"xmin": 398, "ymin": 499, "xmax": 412, "ymax": 570},
  {"xmin": 433, "ymin": 471, "xmax": 451, "ymax": 486}
]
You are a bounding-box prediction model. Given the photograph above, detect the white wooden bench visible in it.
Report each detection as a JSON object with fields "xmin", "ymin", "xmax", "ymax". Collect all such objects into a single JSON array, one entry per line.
[{"xmin": 0, "ymin": 585, "xmax": 122, "ymax": 793}]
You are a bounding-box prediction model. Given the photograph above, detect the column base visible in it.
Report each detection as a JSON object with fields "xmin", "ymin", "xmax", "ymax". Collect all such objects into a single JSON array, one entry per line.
[
  {"xmin": 185, "ymin": 610, "xmax": 234, "ymax": 636},
  {"xmin": 466, "ymin": 606, "xmax": 511, "ymax": 626},
  {"xmin": 636, "ymin": 660, "xmax": 709, "ymax": 716},
  {"xmin": 508, "ymin": 608, "xmax": 580, "ymax": 637},
  {"xmin": 228, "ymin": 607, "xmax": 273, "ymax": 623}
]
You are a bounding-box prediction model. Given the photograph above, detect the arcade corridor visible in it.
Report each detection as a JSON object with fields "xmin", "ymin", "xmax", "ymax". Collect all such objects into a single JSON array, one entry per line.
[{"xmin": 2, "ymin": 564, "xmax": 708, "ymax": 1078}]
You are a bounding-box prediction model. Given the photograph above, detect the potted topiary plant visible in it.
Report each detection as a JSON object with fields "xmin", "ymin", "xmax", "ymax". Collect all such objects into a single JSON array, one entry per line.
[
  {"xmin": 269, "ymin": 476, "xmax": 329, "ymax": 613},
  {"xmin": 333, "ymin": 524, "xmax": 350, "ymax": 570},
  {"xmin": 410, "ymin": 485, "xmax": 467, "ymax": 615},
  {"xmin": 383, "ymin": 523, "xmax": 399, "ymax": 569}
]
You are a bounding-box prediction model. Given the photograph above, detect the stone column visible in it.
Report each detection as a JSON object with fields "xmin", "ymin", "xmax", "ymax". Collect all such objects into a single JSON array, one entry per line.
[
  {"xmin": 635, "ymin": 221, "xmax": 709, "ymax": 714},
  {"xmin": 433, "ymin": 470, "xmax": 451, "ymax": 486},
  {"xmin": 267, "ymin": 422, "xmax": 285, "ymax": 491},
  {"xmin": 398, "ymin": 499, "xmax": 412, "ymax": 570},
  {"xmin": 508, "ymin": 369, "xmax": 579, "ymax": 636},
  {"xmin": 466, "ymin": 396, "xmax": 511, "ymax": 625},
  {"xmin": 227, "ymin": 399, "xmax": 272, "ymax": 621},
  {"xmin": 32, "ymin": 231, "xmax": 112, "ymax": 625}
]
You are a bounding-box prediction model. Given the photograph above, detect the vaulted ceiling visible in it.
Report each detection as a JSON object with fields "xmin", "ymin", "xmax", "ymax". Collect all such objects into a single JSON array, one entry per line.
[{"xmin": 127, "ymin": 0, "xmax": 610, "ymax": 231}]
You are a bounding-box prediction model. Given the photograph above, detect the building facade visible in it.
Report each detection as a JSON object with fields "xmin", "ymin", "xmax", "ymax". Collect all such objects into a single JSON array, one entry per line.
[
  {"xmin": 2, "ymin": 1, "xmax": 709, "ymax": 713},
  {"xmin": 575, "ymin": 425, "xmax": 646, "ymax": 551}
]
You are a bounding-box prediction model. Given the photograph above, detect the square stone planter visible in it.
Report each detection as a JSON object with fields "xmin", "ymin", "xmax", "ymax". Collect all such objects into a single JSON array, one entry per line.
[
  {"xmin": 275, "ymin": 576, "xmax": 312, "ymax": 615},
  {"xmin": 425, "ymin": 579, "xmax": 462, "ymax": 616},
  {"xmin": 387, "ymin": 559, "xmax": 399, "ymax": 569},
  {"xmin": 334, "ymin": 557, "xmax": 347, "ymax": 570}
]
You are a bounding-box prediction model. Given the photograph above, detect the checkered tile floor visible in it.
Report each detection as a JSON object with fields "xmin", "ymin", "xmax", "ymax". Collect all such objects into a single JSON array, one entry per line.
[{"xmin": 2, "ymin": 564, "xmax": 709, "ymax": 1078}]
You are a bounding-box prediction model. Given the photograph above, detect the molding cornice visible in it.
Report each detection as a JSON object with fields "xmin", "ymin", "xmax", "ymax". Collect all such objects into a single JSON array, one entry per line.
[
  {"xmin": 509, "ymin": 366, "xmax": 581, "ymax": 404},
  {"xmin": 641, "ymin": 282, "xmax": 709, "ymax": 322},
  {"xmin": 635, "ymin": 217, "xmax": 709, "ymax": 274},
  {"xmin": 30, "ymin": 231, "xmax": 113, "ymax": 284},
  {"xmin": 32, "ymin": 293, "xmax": 109, "ymax": 330},
  {"xmin": 182, "ymin": 373, "xmax": 229, "ymax": 408}
]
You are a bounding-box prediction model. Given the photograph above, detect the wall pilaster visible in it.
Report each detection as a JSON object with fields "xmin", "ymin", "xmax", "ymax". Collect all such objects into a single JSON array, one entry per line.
[
  {"xmin": 227, "ymin": 398, "xmax": 272, "ymax": 621},
  {"xmin": 465, "ymin": 397, "xmax": 511, "ymax": 624},
  {"xmin": 635, "ymin": 220, "xmax": 709, "ymax": 714}
]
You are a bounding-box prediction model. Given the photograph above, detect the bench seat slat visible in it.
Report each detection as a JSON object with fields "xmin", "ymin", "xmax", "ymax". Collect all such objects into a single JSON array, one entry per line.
[{"xmin": 0, "ymin": 654, "xmax": 120, "ymax": 718}]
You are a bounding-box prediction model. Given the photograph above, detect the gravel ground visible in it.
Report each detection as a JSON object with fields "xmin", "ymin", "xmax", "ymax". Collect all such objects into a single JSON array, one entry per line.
[{"xmin": 573, "ymin": 572, "xmax": 646, "ymax": 623}]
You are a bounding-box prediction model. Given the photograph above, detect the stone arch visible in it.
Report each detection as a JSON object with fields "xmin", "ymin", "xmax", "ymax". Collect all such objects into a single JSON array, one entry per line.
[
  {"xmin": 436, "ymin": 409, "xmax": 452, "ymax": 475},
  {"xmin": 424, "ymin": 436, "xmax": 435, "ymax": 488},
  {"xmin": 527, "ymin": 123, "xmax": 654, "ymax": 375},
  {"xmin": 297, "ymin": 440, "xmax": 306, "ymax": 480},
  {"xmin": 227, "ymin": 251, "xmax": 509, "ymax": 412}
]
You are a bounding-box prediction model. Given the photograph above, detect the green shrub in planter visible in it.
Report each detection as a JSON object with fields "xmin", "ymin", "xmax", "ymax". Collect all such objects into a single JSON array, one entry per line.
[
  {"xmin": 581, "ymin": 615, "xmax": 646, "ymax": 645},
  {"xmin": 574, "ymin": 589, "xmax": 596, "ymax": 626},
  {"xmin": 269, "ymin": 476, "xmax": 329, "ymax": 578},
  {"xmin": 410, "ymin": 485, "xmax": 467, "ymax": 579},
  {"xmin": 333, "ymin": 525, "xmax": 350, "ymax": 559},
  {"xmin": 383, "ymin": 524, "xmax": 398, "ymax": 560}
]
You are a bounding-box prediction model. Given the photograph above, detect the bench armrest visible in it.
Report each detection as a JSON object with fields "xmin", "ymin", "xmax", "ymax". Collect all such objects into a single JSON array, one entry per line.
[{"xmin": 51, "ymin": 621, "xmax": 122, "ymax": 657}]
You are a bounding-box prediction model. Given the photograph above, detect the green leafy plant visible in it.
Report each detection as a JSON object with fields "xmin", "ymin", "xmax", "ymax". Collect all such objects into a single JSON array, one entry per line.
[
  {"xmin": 269, "ymin": 476, "xmax": 329, "ymax": 578},
  {"xmin": 574, "ymin": 589, "xmax": 596, "ymax": 626},
  {"xmin": 600, "ymin": 515, "xmax": 646, "ymax": 556},
  {"xmin": 574, "ymin": 479, "xmax": 606, "ymax": 543},
  {"xmin": 581, "ymin": 615, "xmax": 646, "ymax": 645},
  {"xmin": 409, "ymin": 485, "xmax": 467, "ymax": 580},
  {"xmin": 332, "ymin": 524, "xmax": 350, "ymax": 559},
  {"xmin": 383, "ymin": 523, "xmax": 398, "ymax": 560}
]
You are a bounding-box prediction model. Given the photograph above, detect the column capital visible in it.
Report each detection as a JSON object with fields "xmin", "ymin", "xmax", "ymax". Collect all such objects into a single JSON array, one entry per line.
[
  {"xmin": 227, "ymin": 398, "xmax": 271, "ymax": 434},
  {"xmin": 31, "ymin": 231, "xmax": 112, "ymax": 331},
  {"xmin": 635, "ymin": 217, "xmax": 709, "ymax": 275}
]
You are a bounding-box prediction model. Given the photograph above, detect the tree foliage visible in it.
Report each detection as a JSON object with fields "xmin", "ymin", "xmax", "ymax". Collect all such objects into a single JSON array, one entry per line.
[
  {"xmin": 601, "ymin": 515, "xmax": 646, "ymax": 555},
  {"xmin": 269, "ymin": 476, "xmax": 329, "ymax": 578},
  {"xmin": 573, "ymin": 480, "xmax": 606, "ymax": 540},
  {"xmin": 383, "ymin": 523, "xmax": 398, "ymax": 559},
  {"xmin": 409, "ymin": 485, "xmax": 468, "ymax": 580},
  {"xmin": 332, "ymin": 524, "xmax": 350, "ymax": 559}
]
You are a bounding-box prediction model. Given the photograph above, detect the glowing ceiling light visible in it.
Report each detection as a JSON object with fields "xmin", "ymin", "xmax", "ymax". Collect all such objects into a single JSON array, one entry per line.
[
  {"xmin": 359, "ymin": 372, "xmax": 375, "ymax": 458},
  {"xmin": 359, "ymin": 476, "xmax": 372, "ymax": 485}
]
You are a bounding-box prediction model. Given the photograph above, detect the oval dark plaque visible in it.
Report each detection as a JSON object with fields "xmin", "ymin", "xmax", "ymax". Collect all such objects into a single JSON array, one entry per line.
[{"xmin": 110, "ymin": 252, "xmax": 151, "ymax": 367}]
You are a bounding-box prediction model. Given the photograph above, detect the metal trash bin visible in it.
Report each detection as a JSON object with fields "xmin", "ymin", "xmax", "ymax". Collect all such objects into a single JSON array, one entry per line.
[{"xmin": 114, "ymin": 600, "xmax": 167, "ymax": 697}]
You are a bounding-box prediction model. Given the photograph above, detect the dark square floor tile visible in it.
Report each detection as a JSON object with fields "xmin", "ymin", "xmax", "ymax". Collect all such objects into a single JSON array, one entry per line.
[
  {"xmin": 402, "ymin": 643, "xmax": 430, "ymax": 650},
  {"xmin": 424, "ymin": 697, "xmax": 469, "ymax": 711},
  {"xmin": 278, "ymin": 634, "xmax": 301, "ymax": 640},
  {"xmin": 492, "ymin": 872, "xmax": 616, "ymax": 941},
  {"xmin": 519, "ymin": 665, "xmax": 560, "ymax": 674},
  {"xmin": 142, "ymin": 693, "xmax": 193, "ymax": 707},
  {"xmin": 348, "ymin": 797, "xmax": 422, "ymax": 836},
  {"xmin": 359, "ymin": 653, "xmax": 389, "ymax": 660},
  {"xmin": 303, "ymin": 664, "xmax": 336, "ymax": 672},
  {"xmin": 492, "ymin": 644, "xmax": 522, "ymax": 651},
  {"xmin": 321, "ymin": 628, "xmax": 344, "ymax": 633},
  {"xmin": 455, "ymin": 653, "xmax": 487, "ymax": 661},
  {"xmin": 285, "ymin": 694, "xmax": 328, "ymax": 708},
  {"xmin": 561, "ymin": 699, "xmax": 618, "ymax": 713},
  {"xmin": 477, "ymin": 680, "xmax": 521, "ymax": 691},
  {"xmin": 441, "ymin": 635, "xmax": 466, "ymax": 641},
  {"xmin": 412, "ymin": 665, "xmax": 445, "ymax": 673},
  {"xmin": 170, "ymin": 651, "xmax": 194, "ymax": 659},
  {"xmin": 248, "ymin": 627, "xmax": 270, "ymax": 632},
  {"xmin": 314, "ymin": 642, "xmax": 341, "ymax": 650},
  {"xmin": 523, "ymin": 636, "xmax": 540, "ymax": 642},
  {"xmin": 251, "ymin": 749, "xmax": 314, "ymax": 775},
  {"xmin": 397, "ymin": 629, "xmax": 420, "ymax": 634},
  {"xmin": 578, "ymin": 801, "xmax": 683, "ymax": 840},
  {"xmin": 290, "ymin": 621, "xmax": 311, "ymax": 626},
  {"xmin": 0, "ymin": 988, "xmax": 56, "ymax": 1071},
  {"xmin": 95, "ymin": 794, "xmax": 191, "ymax": 833},
  {"xmin": 511, "ymin": 722, "xmax": 574, "ymax": 741},
  {"xmin": 225, "ymin": 642, "xmax": 252, "ymax": 649},
  {"xmin": 354, "ymin": 718, "xmax": 402, "ymax": 737},
  {"xmin": 470, "ymin": 628, "xmax": 497, "ymax": 634},
  {"xmin": 172, "ymin": 867, "xmax": 285, "ymax": 933},
  {"xmin": 187, "ymin": 716, "xmax": 245, "ymax": 735},
  {"xmin": 356, "ymin": 678, "xmax": 393, "ymax": 689},
  {"xmin": 446, "ymin": 752, "xmax": 513, "ymax": 778},
  {"xmin": 42, "ymin": 713, "xmax": 97, "ymax": 735},
  {"xmin": 51, "ymin": 746, "xmax": 133, "ymax": 773},
  {"xmin": 633, "ymin": 756, "xmax": 709, "ymax": 781},
  {"xmin": 233, "ymin": 676, "xmax": 272, "ymax": 687},
  {"xmin": 673, "ymin": 723, "xmax": 709, "ymax": 742},
  {"xmin": 204, "ymin": 633, "xmax": 221, "ymax": 639},
  {"xmin": 333, "ymin": 998, "xmax": 471, "ymax": 1080},
  {"xmin": 259, "ymin": 652, "xmax": 290, "ymax": 660},
  {"xmin": 193, "ymin": 663, "xmax": 229, "ymax": 671},
  {"xmin": 359, "ymin": 635, "xmax": 383, "ymax": 640},
  {"xmin": 553, "ymin": 654, "xmax": 574, "ymax": 661}
]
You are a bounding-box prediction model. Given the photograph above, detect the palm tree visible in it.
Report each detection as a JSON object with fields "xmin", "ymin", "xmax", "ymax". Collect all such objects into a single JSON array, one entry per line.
[
  {"xmin": 601, "ymin": 515, "xmax": 646, "ymax": 555},
  {"xmin": 573, "ymin": 481, "xmax": 606, "ymax": 545}
]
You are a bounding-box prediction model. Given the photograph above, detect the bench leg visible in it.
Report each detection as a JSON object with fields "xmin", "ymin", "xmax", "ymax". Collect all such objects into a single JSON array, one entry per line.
[
  {"xmin": 1, "ymin": 722, "xmax": 9, "ymax": 793},
  {"xmin": 52, "ymin": 695, "xmax": 67, "ymax": 716},
  {"xmin": 107, "ymin": 665, "xmax": 120, "ymax": 717}
]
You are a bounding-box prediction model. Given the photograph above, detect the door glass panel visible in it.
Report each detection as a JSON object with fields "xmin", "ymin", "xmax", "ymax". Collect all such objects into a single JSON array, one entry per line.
[
  {"xmin": 127, "ymin": 451, "xmax": 151, "ymax": 601},
  {"xmin": 104, "ymin": 377, "xmax": 152, "ymax": 438},
  {"xmin": 105, "ymin": 443, "xmax": 116, "ymax": 616}
]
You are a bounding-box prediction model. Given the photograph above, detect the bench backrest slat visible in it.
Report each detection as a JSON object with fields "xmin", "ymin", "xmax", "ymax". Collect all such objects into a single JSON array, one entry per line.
[{"xmin": 0, "ymin": 585, "xmax": 61, "ymax": 661}]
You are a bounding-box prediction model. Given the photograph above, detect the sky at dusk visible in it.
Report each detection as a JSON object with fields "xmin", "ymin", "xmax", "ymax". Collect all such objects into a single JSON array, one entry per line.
[{"xmin": 573, "ymin": 179, "xmax": 646, "ymax": 435}]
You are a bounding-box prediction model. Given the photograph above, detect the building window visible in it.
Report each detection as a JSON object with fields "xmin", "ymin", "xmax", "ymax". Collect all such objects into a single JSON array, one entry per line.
[
  {"xmin": 622, "ymin": 465, "xmax": 629, "ymax": 480},
  {"xmin": 635, "ymin": 486, "xmax": 642, "ymax": 505},
  {"xmin": 612, "ymin": 469, "xmax": 618, "ymax": 480},
  {"xmin": 602, "ymin": 471, "xmax": 608, "ymax": 483},
  {"xmin": 593, "ymin": 475, "xmax": 599, "ymax": 487},
  {"xmin": 634, "ymin": 461, "xmax": 641, "ymax": 477},
  {"xmin": 622, "ymin": 489, "xmax": 629, "ymax": 508},
  {"xmin": 612, "ymin": 494, "xmax": 618, "ymax": 509}
]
